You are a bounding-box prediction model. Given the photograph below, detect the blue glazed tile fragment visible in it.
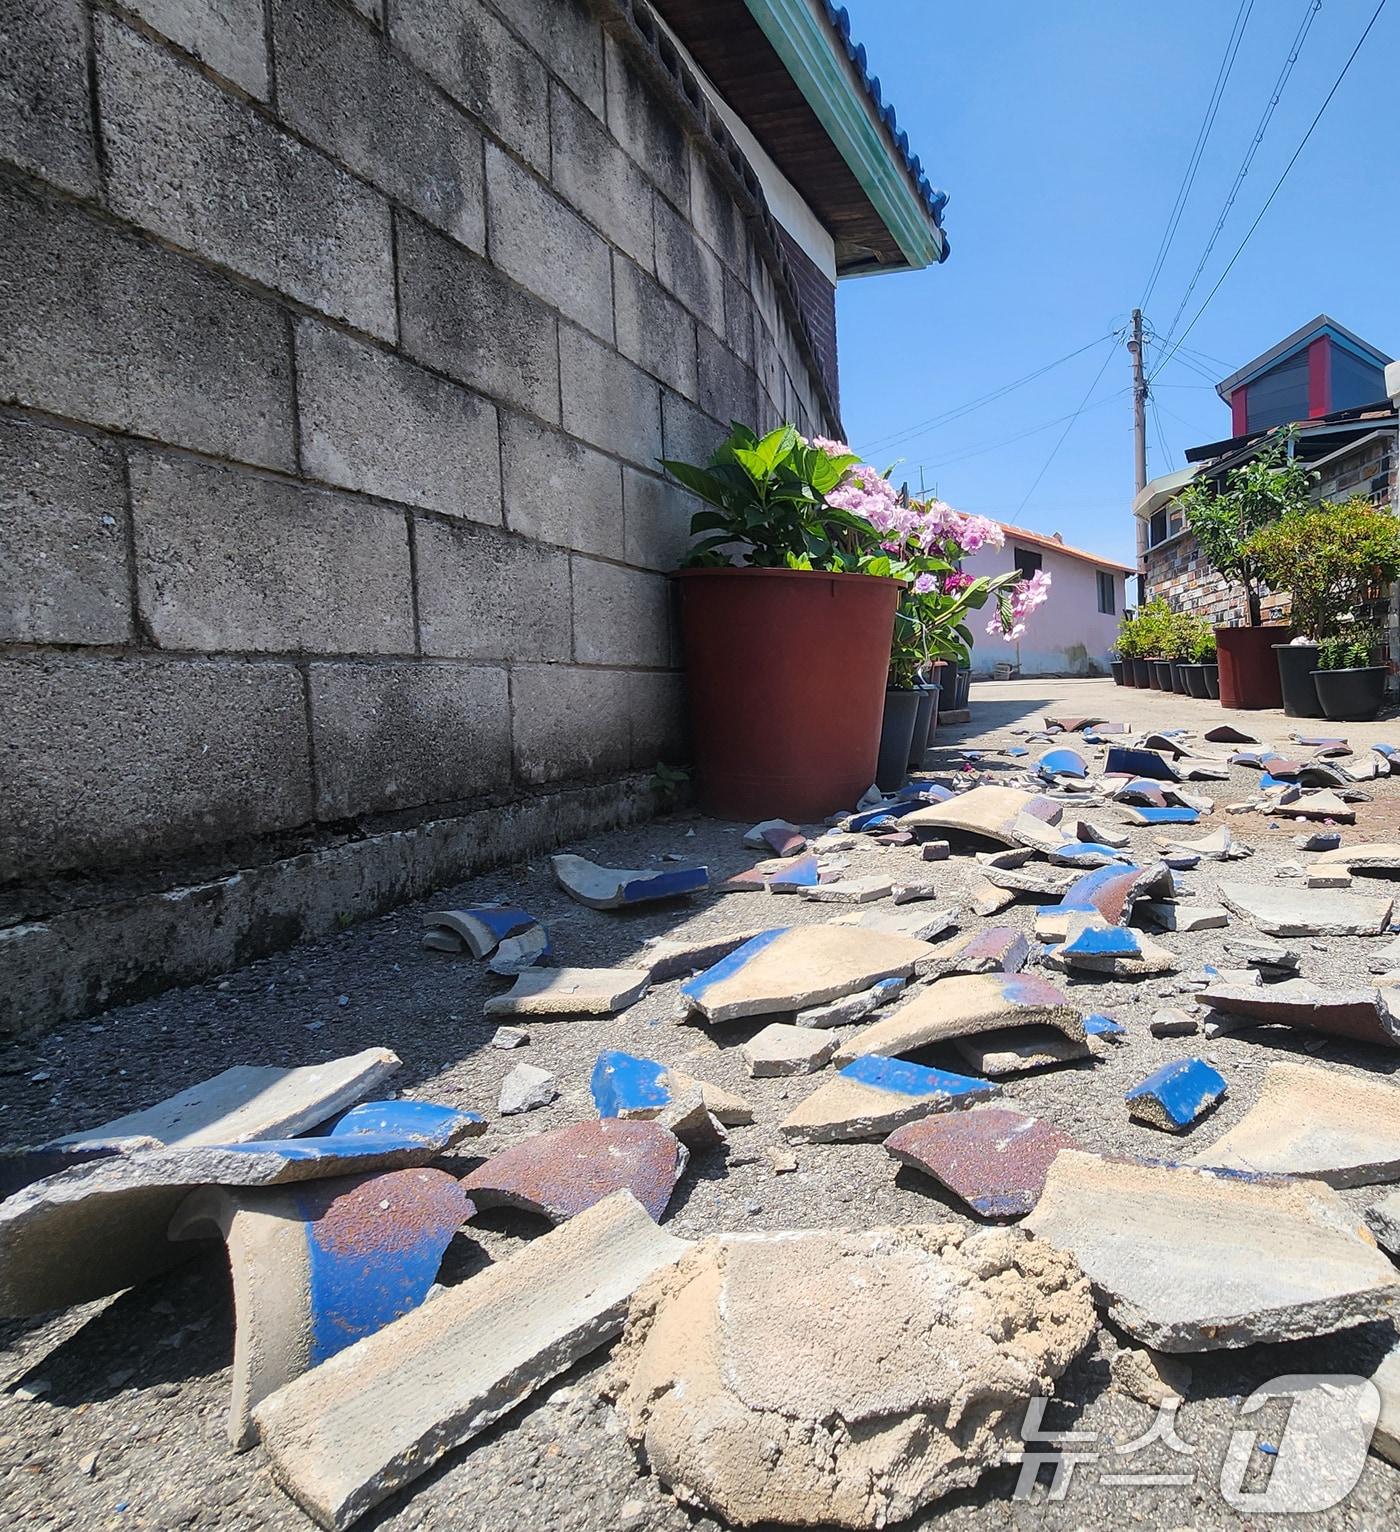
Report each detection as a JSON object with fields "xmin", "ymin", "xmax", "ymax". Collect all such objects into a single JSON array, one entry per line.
[
  {"xmin": 620, "ymin": 866, "xmax": 709, "ymax": 903},
  {"xmin": 1130, "ymin": 806, "xmax": 1200, "ymax": 825},
  {"xmin": 679, "ymin": 929, "xmax": 787, "ymax": 1003},
  {"xmin": 218, "ymin": 1100, "xmax": 482, "ymax": 1162},
  {"xmin": 1105, "ymin": 746, "xmax": 1179, "ymax": 781},
  {"xmin": 1038, "ymin": 748, "xmax": 1088, "ymax": 780},
  {"xmin": 839, "ymin": 1055, "xmax": 992, "ymax": 1100},
  {"xmin": 1059, "ymin": 925, "xmax": 1143, "ymax": 959},
  {"xmin": 589, "ymin": 1051, "xmax": 671, "ymax": 1118},
  {"xmin": 1126, "ymin": 1057, "xmax": 1227, "ymax": 1132},
  {"xmin": 1083, "ymin": 1012, "xmax": 1126, "ymax": 1038},
  {"xmin": 1007, "ymin": 746, "xmax": 1029, "ymax": 758}
]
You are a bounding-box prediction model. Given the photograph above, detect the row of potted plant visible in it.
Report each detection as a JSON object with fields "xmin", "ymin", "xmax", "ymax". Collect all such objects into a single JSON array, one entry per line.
[
  {"xmin": 1112, "ymin": 600, "xmax": 1218, "ymax": 698},
  {"xmin": 661, "ymin": 423, "xmax": 1050, "ymax": 818},
  {"xmin": 1110, "ymin": 430, "xmax": 1399, "ymax": 721}
]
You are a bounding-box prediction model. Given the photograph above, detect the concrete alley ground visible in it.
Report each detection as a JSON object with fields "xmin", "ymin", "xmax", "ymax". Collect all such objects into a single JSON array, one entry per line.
[{"xmin": 4, "ymin": 677, "xmax": 1400, "ymax": 1531}]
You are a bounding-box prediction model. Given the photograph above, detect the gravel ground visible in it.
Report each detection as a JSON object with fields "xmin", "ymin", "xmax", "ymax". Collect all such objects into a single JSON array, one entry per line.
[{"xmin": 5, "ymin": 683, "xmax": 1400, "ymax": 1531}]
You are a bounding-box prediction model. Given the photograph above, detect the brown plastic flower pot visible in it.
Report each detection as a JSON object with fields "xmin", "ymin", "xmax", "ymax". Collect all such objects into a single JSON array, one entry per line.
[
  {"xmin": 675, "ymin": 567, "xmax": 901, "ymax": 821},
  {"xmin": 1215, "ymin": 625, "xmax": 1285, "ymax": 710}
]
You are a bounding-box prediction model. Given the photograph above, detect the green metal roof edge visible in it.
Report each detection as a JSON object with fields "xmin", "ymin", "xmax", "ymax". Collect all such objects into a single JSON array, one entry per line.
[{"xmin": 743, "ymin": 0, "xmax": 945, "ymax": 270}]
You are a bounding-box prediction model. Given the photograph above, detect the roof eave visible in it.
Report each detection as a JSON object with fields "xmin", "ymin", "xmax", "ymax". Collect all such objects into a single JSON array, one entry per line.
[{"xmin": 744, "ymin": 0, "xmax": 946, "ymax": 270}]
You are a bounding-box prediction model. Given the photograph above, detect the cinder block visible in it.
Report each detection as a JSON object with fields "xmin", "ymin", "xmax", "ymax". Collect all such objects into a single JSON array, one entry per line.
[
  {"xmin": 0, "ymin": 180, "xmax": 295, "ymax": 470},
  {"xmin": 129, "ymin": 453, "xmax": 414, "ymax": 654},
  {"xmin": 559, "ymin": 329, "xmax": 662, "ymax": 466},
  {"xmin": 613, "ymin": 255, "xmax": 698, "ymax": 401},
  {"xmin": 749, "ymin": 243, "xmax": 781, "ymax": 339},
  {"xmin": 500, "ymin": 412, "xmax": 622, "ymax": 557},
  {"xmin": 96, "ymin": 16, "xmax": 395, "ymax": 339},
  {"xmin": 0, "ymin": 0, "xmax": 98, "ymax": 195},
  {"xmin": 654, "ymin": 196, "xmax": 725, "ymax": 334},
  {"xmin": 124, "ymin": 0, "xmax": 268, "ymax": 97},
  {"xmin": 571, "ymin": 557, "xmax": 669, "ymax": 668},
  {"xmin": 689, "ymin": 141, "xmax": 748, "ymax": 274},
  {"xmin": 398, "ymin": 219, "xmax": 559, "ymax": 422},
  {"xmin": 550, "ymin": 87, "xmax": 654, "ymax": 269},
  {"xmin": 0, "ymin": 417, "xmax": 131, "ymax": 646},
  {"xmin": 414, "ymin": 519, "xmax": 570, "ymax": 662},
  {"xmin": 661, "ymin": 390, "xmax": 724, "ymax": 470},
  {"xmin": 723, "ymin": 270, "xmax": 755, "ymax": 365},
  {"xmin": 296, "ymin": 319, "xmax": 501, "ymax": 523},
  {"xmin": 622, "ymin": 466, "xmax": 694, "ymax": 572},
  {"xmin": 753, "ymin": 324, "xmax": 784, "ymax": 419},
  {"xmin": 391, "ymin": 0, "xmax": 548, "ymax": 170},
  {"xmin": 511, "ymin": 665, "xmax": 632, "ymax": 785},
  {"xmin": 274, "ymin": 0, "xmax": 484, "ymax": 251},
  {"xmin": 629, "ymin": 670, "xmax": 688, "ymax": 769},
  {"xmin": 310, "ymin": 661, "xmax": 510, "ymax": 818},
  {"xmin": 604, "ymin": 35, "xmax": 688, "ymax": 211},
  {"xmin": 1, "ymin": 656, "xmax": 312, "ymax": 878},
  {"xmin": 497, "ymin": 0, "xmax": 604, "ymax": 115},
  {"xmin": 484, "ymin": 144, "xmax": 613, "ymax": 342},
  {"xmin": 698, "ymin": 328, "xmax": 758, "ymax": 425}
]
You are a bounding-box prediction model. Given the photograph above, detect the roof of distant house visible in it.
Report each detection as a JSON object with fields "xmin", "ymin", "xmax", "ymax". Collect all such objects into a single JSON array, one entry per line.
[
  {"xmin": 995, "ymin": 522, "xmax": 1136, "ymax": 575},
  {"xmin": 650, "ymin": 0, "xmax": 947, "ymax": 273},
  {"xmin": 1215, "ymin": 314, "xmax": 1393, "ymax": 402}
]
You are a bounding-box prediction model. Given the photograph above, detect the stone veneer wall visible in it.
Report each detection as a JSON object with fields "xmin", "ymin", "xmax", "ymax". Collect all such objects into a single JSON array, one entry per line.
[
  {"xmin": 1142, "ymin": 429, "xmax": 1397, "ymax": 626},
  {"xmin": 0, "ymin": 0, "xmax": 839, "ymax": 1030}
]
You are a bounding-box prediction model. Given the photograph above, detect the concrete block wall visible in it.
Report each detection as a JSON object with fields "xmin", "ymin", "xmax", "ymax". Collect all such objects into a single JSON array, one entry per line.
[{"xmin": 0, "ymin": 0, "xmax": 838, "ymax": 1028}]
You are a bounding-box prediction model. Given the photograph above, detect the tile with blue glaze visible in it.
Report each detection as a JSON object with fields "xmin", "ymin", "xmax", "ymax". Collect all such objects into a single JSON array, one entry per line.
[
  {"xmin": 717, "ymin": 852, "xmax": 820, "ymax": 894},
  {"xmin": 1048, "ymin": 841, "xmax": 1128, "ymax": 868},
  {"xmin": 551, "ymin": 853, "xmax": 708, "ymax": 910},
  {"xmin": 589, "ymin": 1051, "xmax": 753, "ymax": 1125},
  {"xmin": 170, "ymin": 1166, "xmax": 471, "ymax": 1448},
  {"xmin": 1105, "ymin": 746, "xmax": 1179, "ymax": 782},
  {"xmin": 421, "ymin": 906, "xmax": 536, "ymax": 958},
  {"xmin": 1084, "ymin": 1012, "xmax": 1127, "ymax": 1040},
  {"xmin": 780, "ymin": 1055, "xmax": 997, "ymax": 1142},
  {"xmin": 680, "ymin": 926, "xmax": 934, "ymax": 1024},
  {"xmin": 1123, "ymin": 806, "xmax": 1200, "ymax": 826},
  {"xmin": 1126, "ymin": 1057, "xmax": 1227, "ymax": 1132},
  {"xmin": 1037, "ymin": 747, "xmax": 1087, "ymax": 780}
]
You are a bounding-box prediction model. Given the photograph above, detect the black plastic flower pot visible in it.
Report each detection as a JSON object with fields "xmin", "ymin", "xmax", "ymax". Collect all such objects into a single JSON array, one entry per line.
[
  {"xmin": 1151, "ymin": 660, "xmax": 1174, "ymax": 691},
  {"xmin": 907, "ymin": 686, "xmax": 936, "ymax": 767},
  {"xmin": 1177, "ymin": 663, "xmax": 1209, "ymax": 699},
  {"xmin": 1311, "ymin": 666, "xmax": 1388, "ymax": 722},
  {"xmin": 1168, "ymin": 661, "xmax": 1187, "ymax": 693},
  {"xmin": 1131, "ymin": 658, "xmax": 1152, "ymax": 687},
  {"xmin": 877, "ymin": 689, "xmax": 920, "ymax": 791},
  {"xmin": 1202, "ymin": 663, "xmax": 1219, "ymax": 699},
  {"xmin": 1111, "ymin": 660, "xmax": 1125, "ymax": 686},
  {"xmin": 1272, "ymin": 643, "xmax": 1324, "ymax": 719}
]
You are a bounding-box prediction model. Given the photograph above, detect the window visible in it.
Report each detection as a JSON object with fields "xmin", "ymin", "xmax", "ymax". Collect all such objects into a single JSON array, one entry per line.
[
  {"xmin": 1097, "ymin": 570, "xmax": 1116, "ymax": 615},
  {"xmin": 1146, "ymin": 508, "xmax": 1185, "ymax": 549},
  {"xmin": 1013, "ymin": 546, "xmax": 1042, "ymax": 581}
]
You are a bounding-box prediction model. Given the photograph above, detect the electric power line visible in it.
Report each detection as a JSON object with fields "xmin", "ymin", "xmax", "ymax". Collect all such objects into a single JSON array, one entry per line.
[
  {"xmin": 1150, "ymin": 396, "xmax": 1172, "ymax": 465},
  {"xmin": 1156, "ymin": 0, "xmax": 1323, "ymax": 354},
  {"xmin": 1139, "ymin": 0, "xmax": 1254, "ymax": 309},
  {"xmin": 905, "ymin": 385, "xmax": 1132, "ymax": 477},
  {"xmin": 859, "ymin": 334, "xmax": 1113, "ymax": 456},
  {"xmin": 1151, "ymin": 0, "xmax": 1388, "ymax": 381},
  {"xmin": 1014, "ymin": 335, "xmax": 1124, "ymax": 514}
]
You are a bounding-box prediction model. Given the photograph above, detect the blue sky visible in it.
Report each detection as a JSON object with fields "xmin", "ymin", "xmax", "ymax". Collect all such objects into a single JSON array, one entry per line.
[{"xmin": 835, "ymin": 0, "xmax": 1397, "ymax": 566}]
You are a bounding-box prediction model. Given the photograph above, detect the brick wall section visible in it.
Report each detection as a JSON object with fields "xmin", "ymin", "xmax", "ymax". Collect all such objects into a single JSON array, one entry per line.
[
  {"xmin": 0, "ymin": 0, "xmax": 839, "ymax": 889},
  {"xmin": 1142, "ymin": 431, "xmax": 1398, "ymax": 626}
]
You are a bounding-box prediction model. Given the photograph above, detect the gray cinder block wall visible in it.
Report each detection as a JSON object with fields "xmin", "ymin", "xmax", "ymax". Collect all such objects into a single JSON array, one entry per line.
[{"xmin": 0, "ymin": 0, "xmax": 839, "ymax": 1032}]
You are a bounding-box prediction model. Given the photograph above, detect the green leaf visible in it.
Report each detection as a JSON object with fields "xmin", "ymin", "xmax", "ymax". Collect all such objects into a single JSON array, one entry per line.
[
  {"xmin": 659, "ymin": 460, "xmax": 734, "ymax": 509},
  {"xmin": 689, "ymin": 509, "xmax": 734, "ymax": 536},
  {"xmin": 732, "ymin": 446, "xmax": 772, "ymax": 486},
  {"xmin": 755, "ymin": 425, "xmax": 798, "ymax": 473}
]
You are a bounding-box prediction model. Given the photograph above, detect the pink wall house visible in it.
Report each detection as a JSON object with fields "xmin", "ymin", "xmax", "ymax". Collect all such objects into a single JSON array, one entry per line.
[{"xmin": 961, "ymin": 524, "xmax": 1132, "ymax": 677}]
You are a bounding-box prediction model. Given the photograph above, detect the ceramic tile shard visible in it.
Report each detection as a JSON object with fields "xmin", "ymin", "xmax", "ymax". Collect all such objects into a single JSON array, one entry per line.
[
  {"xmin": 421, "ymin": 907, "xmax": 539, "ymax": 960},
  {"xmin": 1309, "ymin": 843, "xmax": 1400, "ymax": 876},
  {"xmin": 603, "ymin": 1225, "xmax": 1094, "ymax": 1529},
  {"xmin": 1024, "ymin": 1151, "xmax": 1400, "ymax": 1352},
  {"xmin": 742, "ymin": 1024, "xmax": 838, "ymax": 1078},
  {"xmin": 1105, "ymin": 747, "xmax": 1179, "ymax": 781},
  {"xmin": 794, "ymin": 977, "xmax": 906, "ymax": 1029},
  {"xmin": 1037, "ymin": 747, "xmax": 1088, "ymax": 780},
  {"xmin": 779, "ymin": 1056, "xmax": 997, "ymax": 1143},
  {"xmin": 1125, "ymin": 1059, "xmax": 1226, "ymax": 1132},
  {"xmin": 980, "ymin": 864, "xmax": 1080, "ymax": 898},
  {"xmin": 1124, "ymin": 806, "xmax": 1200, "ymax": 826},
  {"xmin": 1048, "ymin": 842, "xmax": 1129, "ymax": 869},
  {"xmin": 716, "ymin": 853, "xmax": 821, "ymax": 894},
  {"xmin": 922, "ymin": 927, "xmax": 1030, "ymax": 977},
  {"xmin": 1150, "ymin": 1009, "xmax": 1199, "ymax": 1037},
  {"xmin": 170, "ymin": 1167, "xmax": 473, "ymax": 1449},
  {"xmin": 830, "ymin": 903, "xmax": 960, "ymax": 943},
  {"xmin": 954, "ymin": 1027, "xmax": 1096, "ymax": 1077},
  {"xmin": 1190, "ymin": 1060, "xmax": 1400, "ymax": 1185},
  {"xmin": 1156, "ymin": 826, "xmax": 1250, "ymax": 861},
  {"xmin": 969, "ymin": 879, "xmax": 1016, "ymax": 917},
  {"xmin": 589, "ymin": 1052, "xmax": 752, "ymax": 1126},
  {"xmin": 254, "ymin": 1191, "xmax": 690, "ymax": 1531},
  {"xmin": 1269, "ymin": 789, "xmax": 1356, "ymax": 824},
  {"xmin": 884, "ymin": 1106, "xmax": 1083, "ymax": 1216},
  {"xmin": 483, "ymin": 967, "xmax": 650, "ymax": 1017},
  {"xmin": 551, "ymin": 853, "xmax": 708, "ymax": 909},
  {"xmin": 901, "ymin": 785, "xmax": 1060, "ymax": 847},
  {"xmin": 1367, "ymin": 1191, "xmax": 1400, "ymax": 1256},
  {"xmin": 638, "ymin": 929, "xmax": 776, "ymax": 982},
  {"xmin": 0, "ymin": 1099, "xmax": 479, "ymax": 1316},
  {"xmin": 1199, "ymin": 979, "xmax": 1400, "ymax": 1048},
  {"xmin": 1051, "ymin": 861, "xmax": 1175, "ymax": 929},
  {"xmin": 679, "ymin": 927, "xmax": 934, "ymax": 1025},
  {"xmin": 1047, "ymin": 918, "xmax": 1179, "ymax": 978},
  {"xmin": 498, "ymin": 1063, "xmax": 556, "ymax": 1115},
  {"xmin": 1139, "ymin": 903, "xmax": 1229, "ymax": 933},
  {"xmin": 1205, "ymin": 724, "xmax": 1260, "ymax": 744},
  {"xmin": 461, "ymin": 1120, "xmax": 687, "ymax": 1224},
  {"xmin": 488, "ymin": 922, "xmax": 553, "ymax": 975},
  {"xmin": 1222, "ymin": 937, "xmax": 1299, "ymax": 972},
  {"xmin": 1217, "ymin": 881, "xmax": 1392, "ymax": 936},
  {"xmin": 835, "ymin": 973, "xmax": 1083, "ymax": 1066},
  {"xmin": 742, "ymin": 819, "xmax": 803, "ymax": 851},
  {"xmin": 796, "ymin": 874, "xmax": 894, "ymax": 904}
]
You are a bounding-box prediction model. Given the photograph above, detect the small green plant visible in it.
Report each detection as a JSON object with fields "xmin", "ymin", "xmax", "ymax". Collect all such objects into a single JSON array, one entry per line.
[
  {"xmin": 1317, "ymin": 626, "xmax": 1382, "ymax": 670},
  {"xmin": 1125, "ymin": 597, "xmax": 1173, "ymax": 657},
  {"xmin": 648, "ymin": 761, "xmax": 690, "ymax": 805},
  {"xmin": 1190, "ymin": 622, "xmax": 1217, "ymax": 663}
]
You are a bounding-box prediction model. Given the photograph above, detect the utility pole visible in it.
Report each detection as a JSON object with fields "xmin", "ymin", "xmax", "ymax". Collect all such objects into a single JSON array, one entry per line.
[{"xmin": 1128, "ymin": 308, "xmax": 1148, "ymax": 606}]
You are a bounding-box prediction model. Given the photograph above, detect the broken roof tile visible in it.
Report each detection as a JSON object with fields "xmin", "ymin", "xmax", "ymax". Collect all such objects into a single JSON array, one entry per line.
[
  {"xmin": 741, "ymin": 1023, "xmax": 838, "ymax": 1077},
  {"xmin": 551, "ymin": 853, "xmax": 708, "ymax": 909},
  {"xmin": 779, "ymin": 1056, "xmax": 997, "ymax": 1142},
  {"xmin": 901, "ymin": 784, "xmax": 1060, "ymax": 846},
  {"xmin": 922, "ymin": 926, "xmax": 1030, "ymax": 977},
  {"xmin": 954, "ymin": 1026, "xmax": 1096, "ymax": 1076},
  {"xmin": 1126, "ymin": 1058, "xmax": 1227, "ymax": 1132},
  {"xmin": 1217, "ymin": 881, "xmax": 1392, "ymax": 936},
  {"xmin": 483, "ymin": 967, "xmax": 650, "ymax": 1017},
  {"xmin": 1199, "ymin": 978, "xmax": 1400, "ymax": 1048},
  {"xmin": 1106, "ymin": 746, "xmax": 1180, "ymax": 781}
]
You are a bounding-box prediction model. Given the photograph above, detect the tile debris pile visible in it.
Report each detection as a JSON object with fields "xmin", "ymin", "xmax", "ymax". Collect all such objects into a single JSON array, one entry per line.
[{"xmin": 12, "ymin": 714, "xmax": 1400, "ymax": 1527}]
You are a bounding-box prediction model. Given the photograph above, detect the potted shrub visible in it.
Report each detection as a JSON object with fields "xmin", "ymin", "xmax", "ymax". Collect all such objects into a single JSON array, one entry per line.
[
  {"xmin": 1109, "ymin": 648, "xmax": 1125, "ymax": 686},
  {"xmin": 1113, "ymin": 611, "xmax": 1142, "ymax": 686},
  {"xmin": 1177, "ymin": 622, "xmax": 1216, "ymax": 699},
  {"xmin": 664, "ymin": 425, "xmax": 902, "ymax": 819},
  {"xmin": 1129, "ymin": 599, "xmax": 1171, "ymax": 690},
  {"xmin": 1245, "ymin": 497, "xmax": 1400, "ymax": 719},
  {"xmin": 1199, "ymin": 626, "xmax": 1220, "ymax": 697},
  {"xmin": 1177, "ymin": 431, "xmax": 1313, "ymax": 709},
  {"xmin": 1312, "ymin": 626, "xmax": 1388, "ymax": 721}
]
